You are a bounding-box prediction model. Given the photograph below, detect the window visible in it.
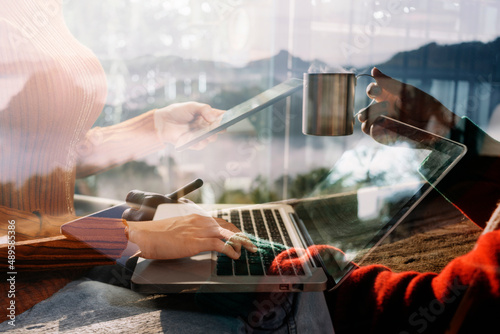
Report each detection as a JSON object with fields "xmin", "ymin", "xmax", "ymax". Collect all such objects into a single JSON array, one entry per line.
[{"xmin": 62, "ymin": 0, "xmax": 500, "ymax": 206}]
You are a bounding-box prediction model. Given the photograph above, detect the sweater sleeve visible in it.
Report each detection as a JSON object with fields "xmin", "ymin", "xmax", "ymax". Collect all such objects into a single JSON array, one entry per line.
[
  {"xmin": 327, "ymin": 118, "xmax": 500, "ymax": 333},
  {"xmin": 328, "ymin": 229, "xmax": 500, "ymax": 334},
  {"xmin": 434, "ymin": 117, "xmax": 500, "ymax": 228},
  {"xmin": 75, "ymin": 110, "xmax": 165, "ymax": 178},
  {"xmin": 0, "ymin": 209, "xmax": 128, "ymax": 270},
  {"xmin": 0, "ymin": 207, "xmax": 129, "ymax": 319}
]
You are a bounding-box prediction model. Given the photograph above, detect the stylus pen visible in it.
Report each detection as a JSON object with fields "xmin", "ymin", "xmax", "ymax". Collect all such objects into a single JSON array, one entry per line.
[{"xmin": 167, "ymin": 178, "xmax": 204, "ymax": 201}]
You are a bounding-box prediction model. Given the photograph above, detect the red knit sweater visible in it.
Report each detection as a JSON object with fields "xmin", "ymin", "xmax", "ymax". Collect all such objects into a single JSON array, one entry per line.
[
  {"xmin": 269, "ymin": 229, "xmax": 500, "ymax": 333},
  {"xmin": 329, "ymin": 122, "xmax": 500, "ymax": 333},
  {"xmin": 272, "ymin": 123, "xmax": 500, "ymax": 333},
  {"xmin": 329, "ymin": 230, "xmax": 500, "ymax": 333}
]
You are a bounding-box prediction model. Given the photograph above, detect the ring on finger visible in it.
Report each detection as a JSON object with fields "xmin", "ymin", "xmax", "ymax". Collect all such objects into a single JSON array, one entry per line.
[{"xmin": 226, "ymin": 233, "xmax": 240, "ymax": 244}]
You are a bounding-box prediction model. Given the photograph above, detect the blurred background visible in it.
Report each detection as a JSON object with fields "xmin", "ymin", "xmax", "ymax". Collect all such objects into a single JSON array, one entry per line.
[{"xmin": 63, "ymin": 0, "xmax": 500, "ymax": 205}]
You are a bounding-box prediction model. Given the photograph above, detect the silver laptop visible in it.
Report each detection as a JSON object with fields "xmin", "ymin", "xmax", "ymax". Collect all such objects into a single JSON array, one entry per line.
[{"xmin": 130, "ymin": 117, "xmax": 467, "ymax": 294}]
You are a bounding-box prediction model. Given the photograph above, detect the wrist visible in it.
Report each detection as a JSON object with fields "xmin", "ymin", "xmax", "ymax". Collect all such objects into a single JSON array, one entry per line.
[
  {"xmin": 153, "ymin": 108, "xmax": 174, "ymax": 145},
  {"xmin": 449, "ymin": 117, "xmax": 487, "ymax": 156},
  {"xmin": 123, "ymin": 221, "xmax": 146, "ymax": 244},
  {"xmin": 426, "ymin": 108, "xmax": 461, "ymax": 138},
  {"xmin": 123, "ymin": 220, "xmax": 163, "ymax": 259}
]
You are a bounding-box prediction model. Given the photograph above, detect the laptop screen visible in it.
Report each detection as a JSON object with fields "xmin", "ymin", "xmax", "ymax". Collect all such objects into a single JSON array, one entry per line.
[{"xmin": 292, "ymin": 117, "xmax": 466, "ymax": 285}]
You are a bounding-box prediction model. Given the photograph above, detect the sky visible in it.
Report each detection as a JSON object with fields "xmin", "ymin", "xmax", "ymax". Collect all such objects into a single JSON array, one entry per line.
[
  {"xmin": 57, "ymin": 0, "xmax": 500, "ymax": 199},
  {"xmin": 62, "ymin": 0, "xmax": 500, "ymax": 68}
]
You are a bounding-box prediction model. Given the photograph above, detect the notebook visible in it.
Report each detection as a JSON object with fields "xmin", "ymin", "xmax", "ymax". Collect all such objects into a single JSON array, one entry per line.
[{"xmin": 130, "ymin": 117, "xmax": 467, "ymax": 293}]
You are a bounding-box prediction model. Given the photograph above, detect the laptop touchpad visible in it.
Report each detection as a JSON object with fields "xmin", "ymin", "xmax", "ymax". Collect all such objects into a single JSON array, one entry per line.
[{"xmin": 132, "ymin": 252, "xmax": 213, "ymax": 285}]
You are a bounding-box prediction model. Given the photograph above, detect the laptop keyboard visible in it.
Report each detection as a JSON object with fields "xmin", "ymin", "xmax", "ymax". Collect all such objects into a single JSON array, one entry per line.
[{"xmin": 214, "ymin": 208, "xmax": 304, "ymax": 276}]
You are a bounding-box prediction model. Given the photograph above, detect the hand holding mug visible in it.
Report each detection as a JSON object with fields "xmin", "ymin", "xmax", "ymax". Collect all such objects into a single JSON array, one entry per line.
[{"xmin": 357, "ymin": 68, "xmax": 460, "ymax": 138}]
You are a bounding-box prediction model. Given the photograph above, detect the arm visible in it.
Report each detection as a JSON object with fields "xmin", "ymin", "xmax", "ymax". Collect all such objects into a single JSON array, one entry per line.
[
  {"xmin": 0, "ymin": 206, "xmax": 128, "ymax": 320},
  {"xmin": 328, "ymin": 202, "xmax": 500, "ymax": 333},
  {"xmin": 0, "ymin": 206, "xmax": 128, "ymax": 270},
  {"xmin": 75, "ymin": 110, "xmax": 164, "ymax": 178},
  {"xmin": 434, "ymin": 119, "xmax": 500, "ymax": 228},
  {"xmin": 337, "ymin": 68, "xmax": 500, "ymax": 333},
  {"xmin": 359, "ymin": 68, "xmax": 500, "ymax": 228},
  {"xmin": 0, "ymin": 203, "xmax": 255, "ymax": 318},
  {"xmin": 75, "ymin": 102, "xmax": 224, "ymax": 178},
  {"xmin": 269, "ymin": 213, "xmax": 500, "ymax": 333},
  {"xmin": 328, "ymin": 228, "xmax": 500, "ymax": 333},
  {"xmin": 120, "ymin": 192, "xmax": 257, "ymax": 260},
  {"xmin": 0, "ymin": 195, "xmax": 256, "ymax": 270}
]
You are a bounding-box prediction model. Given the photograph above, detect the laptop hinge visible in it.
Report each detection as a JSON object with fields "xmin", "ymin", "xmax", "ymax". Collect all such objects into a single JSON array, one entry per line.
[{"xmin": 289, "ymin": 212, "xmax": 337, "ymax": 290}]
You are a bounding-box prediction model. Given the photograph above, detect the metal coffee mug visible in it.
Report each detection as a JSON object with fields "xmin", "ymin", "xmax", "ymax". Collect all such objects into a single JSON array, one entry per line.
[{"xmin": 302, "ymin": 73, "xmax": 371, "ymax": 136}]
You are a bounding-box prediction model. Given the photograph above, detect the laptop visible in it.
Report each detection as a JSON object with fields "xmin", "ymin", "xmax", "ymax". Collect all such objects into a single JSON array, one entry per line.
[{"xmin": 130, "ymin": 116, "xmax": 467, "ymax": 294}]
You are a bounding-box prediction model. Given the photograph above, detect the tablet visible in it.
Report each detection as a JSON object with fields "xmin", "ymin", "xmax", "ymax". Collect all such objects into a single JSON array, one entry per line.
[{"xmin": 175, "ymin": 78, "xmax": 304, "ymax": 151}]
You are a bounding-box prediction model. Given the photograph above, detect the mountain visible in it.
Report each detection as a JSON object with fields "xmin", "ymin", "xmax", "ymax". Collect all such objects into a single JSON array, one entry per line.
[
  {"xmin": 377, "ymin": 37, "xmax": 500, "ymax": 82},
  {"xmin": 95, "ymin": 38, "xmax": 500, "ymax": 134},
  {"xmin": 245, "ymin": 50, "xmax": 322, "ymax": 82}
]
